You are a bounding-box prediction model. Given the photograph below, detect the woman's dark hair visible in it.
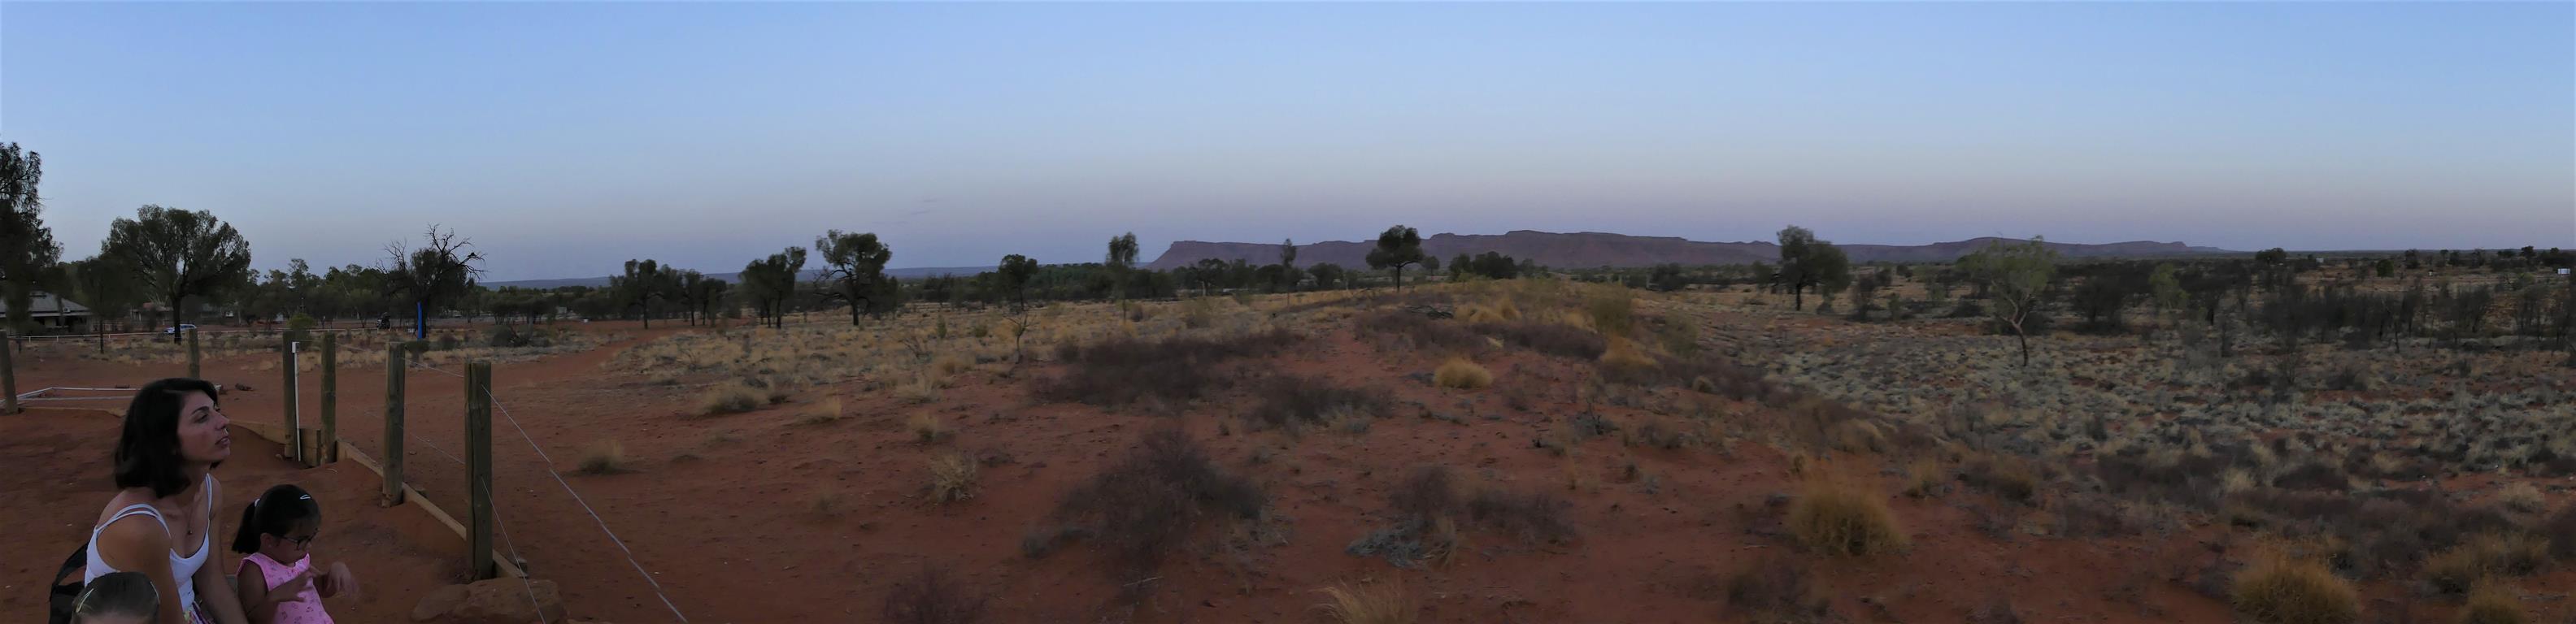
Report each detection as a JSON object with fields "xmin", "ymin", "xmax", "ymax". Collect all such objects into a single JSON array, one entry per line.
[
  {"xmin": 113, "ymin": 378, "xmax": 224, "ymax": 498},
  {"xmin": 73, "ymin": 570, "xmax": 159, "ymax": 618},
  {"xmin": 232, "ymin": 483, "xmax": 320, "ymax": 554}
]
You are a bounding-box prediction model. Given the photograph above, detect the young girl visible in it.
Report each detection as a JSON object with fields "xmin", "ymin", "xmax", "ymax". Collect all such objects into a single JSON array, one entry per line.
[{"xmin": 230, "ymin": 485, "xmax": 356, "ymax": 624}]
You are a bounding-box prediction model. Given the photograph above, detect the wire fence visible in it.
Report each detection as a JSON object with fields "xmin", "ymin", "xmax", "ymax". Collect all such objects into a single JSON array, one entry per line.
[{"xmin": 416, "ymin": 362, "xmax": 691, "ymax": 623}]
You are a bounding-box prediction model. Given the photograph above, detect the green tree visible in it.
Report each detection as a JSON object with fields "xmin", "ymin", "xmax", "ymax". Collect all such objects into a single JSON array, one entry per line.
[
  {"xmin": 0, "ymin": 143, "xmax": 56, "ymax": 337},
  {"xmin": 612, "ymin": 258, "xmax": 668, "ymax": 327},
  {"xmin": 815, "ymin": 230, "xmax": 893, "ymax": 327},
  {"xmin": 1776, "ymin": 226, "xmax": 1850, "ymax": 310},
  {"xmin": 996, "ymin": 254, "xmax": 1039, "ymax": 307},
  {"xmin": 1107, "ymin": 232, "xmax": 1140, "ymax": 300},
  {"xmin": 1276, "ymin": 238, "xmax": 1300, "ymax": 291},
  {"xmin": 103, "ymin": 206, "xmax": 255, "ymax": 341},
  {"xmin": 2147, "ymin": 263, "xmax": 2185, "ymax": 321},
  {"xmin": 1959, "ymin": 237, "xmax": 2058, "ymax": 366},
  {"xmin": 2374, "ymin": 258, "xmax": 2396, "ymax": 279},
  {"xmin": 2255, "ymin": 248, "xmax": 2290, "ymax": 266},
  {"xmin": 1307, "ymin": 262, "xmax": 1347, "ymax": 290},
  {"xmin": 741, "ymin": 246, "xmax": 807, "ymax": 329},
  {"xmin": 1364, "ymin": 225, "xmax": 1429, "ymax": 291}
]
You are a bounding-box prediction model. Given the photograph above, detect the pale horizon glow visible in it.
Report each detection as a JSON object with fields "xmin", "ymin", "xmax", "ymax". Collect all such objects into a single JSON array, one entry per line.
[{"xmin": 3, "ymin": 2, "xmax": 2569, "ymax": 281}]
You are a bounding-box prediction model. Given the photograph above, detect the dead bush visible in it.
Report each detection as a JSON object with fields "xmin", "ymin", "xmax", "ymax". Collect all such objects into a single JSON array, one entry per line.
[
  {"xmin": 1251, "ymin": 375, "xmax": 1391, "ymax": 431},
  {"xmin": 1434, "ymin": 358, "xmax": 1492, "ymax": 389},
  {"xmin": 1359, "ymin": 310, "xmax": 1486, "ymax": 353},
  {"xmin": 1467, "ymin": 488, "xmax": 1577, "ymax": 544},
  {"xmin": 1961, "ymin": 455, "xmax": 2039, "ymax": 504},
  {"xmin": 881, "ymin": 564, "xmax": 988, "ymax": 624},
  {"xmin": 1474, "ymin": 321, "xmax": 1605, "ymax": 359},
  {"xmin": 575, "ymin": 440, "xmax": 629, "ymax": 474},
  {"xmin": 1042, "ymin": 329, "xmax": 1301, "ymax": 405},
  {"xmin": 2231, "ymin": 557, "xmax": 2358, "ymax": 624},
  {"xmin": 1390, "ymin": 466, "xmax": 1464, "ymax": 523},
  {"xmin": 1042, "ymin": 427, "xmax": 1266, "ymax": 574},
  {"xmin": 2427, "ymin": 533, "xmax": 2549, "ymax": 594},
  {"xmin": 1725, "ymin": 553, "xmax": 1823, "ymax": 619},
  {"xmin": 909, "ymin": 412, "xmax": 951, "ymax": 444},
  {"xmin": 698, "ymin": 382, "xmax": 763, "ymax": 415},
  {"xmin": 2461, "ymin": 584, "xmax": 2525, "ymax": 624},
  {"xmin": 2542, "ymin": 505, "xmax": 2576, "ymax": 561},
  {"xmin": 928, "ymin": 452, "xmax": 979, "ymax": 503},
  {"xmin": 2494, "ymin": 483, "xmax": 2545, "ymax": 514},
  {"xmin": 1787, "ymin": 480, "xmax": 1908, "ymax": 557},
  {"xmin": 1317, "ymin": 579, "xmax": 1419, "ymax": 624}
]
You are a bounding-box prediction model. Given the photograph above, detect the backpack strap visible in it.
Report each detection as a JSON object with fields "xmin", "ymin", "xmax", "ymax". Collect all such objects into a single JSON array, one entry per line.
[{"xmin": 51, "ymin": 544, "xmax": 86, "ymax": 587}]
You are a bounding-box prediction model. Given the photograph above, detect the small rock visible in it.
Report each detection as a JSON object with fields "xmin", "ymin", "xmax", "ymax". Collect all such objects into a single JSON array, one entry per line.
[{"xmin": 233, "ymin": 383, "xmax": 255, "ymax": 392}]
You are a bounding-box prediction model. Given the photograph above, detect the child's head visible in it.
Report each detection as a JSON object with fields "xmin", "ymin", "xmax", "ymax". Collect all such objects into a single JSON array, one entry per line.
[
  {"xmin": 231, "ymin": 483, "xmax": 320, "ymax": 561},
  {"xmin": 73, "ymin": 570, "xmax": 159, "ymax": 624}
]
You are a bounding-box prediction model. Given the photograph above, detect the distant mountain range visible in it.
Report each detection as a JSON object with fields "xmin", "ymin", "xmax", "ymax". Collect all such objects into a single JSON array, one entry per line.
[
  {"xmin": 485, "ymin": 266, "xmax": 991, "ymax": 289},
  {"xmin": 1144, "ymin": 230, "xmax": 2234, "ymax": 271}
]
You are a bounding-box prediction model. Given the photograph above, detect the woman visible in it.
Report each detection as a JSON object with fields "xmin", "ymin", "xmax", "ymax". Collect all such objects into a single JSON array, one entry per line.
[{"xmin": 85, "ymin": 378, "xmax": 253, "ymax": 624}]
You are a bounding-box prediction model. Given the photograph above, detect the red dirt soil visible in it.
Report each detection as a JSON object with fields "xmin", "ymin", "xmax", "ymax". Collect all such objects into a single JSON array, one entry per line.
[{"xmin": 0, "ymin": 311, "xmax": 2500, "ymax": 623}]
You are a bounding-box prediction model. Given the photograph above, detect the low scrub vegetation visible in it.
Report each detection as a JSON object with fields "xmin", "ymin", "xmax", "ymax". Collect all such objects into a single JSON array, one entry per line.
[
  {"xmin": 1251, "ymin": 375, "xmax": 1392, "ymax": 431},
  {"xmin": 2461, "ymin": 584, "xmax": 2526, "ymax": 624},
  {"xmin": 1316, "ymin": 579, "xmax": 1418, "ymax": 624},
  {"xmin": 1726, "ymin": 553, "xmax": 1824, "ymax": 621},
  {"xmin": 1466, "ymin": 487, "xmax": 1577, "ymax": 544},
  {"xmin": 698, "ymin": 382, "xmax": 763, "ymax": 415},
  {"xmin": 575, "ymin": 439, "xmax": 629, "ymax": 474},
  {"xmin": 2231, "ymin": 557, "xmax": 2359, "ymax": 624},
  {"xmin": 1786, "ymin": 480, "xmax": 1907, "ymax": 556},
  {"xmin": 1043, "ymin": 329, "xmax": 1301, "ymax": 406},
  {"xmin": 1028, "ymin": 428, "xmax": 1266, "ymax": 574},
  {"xmin": 928, "ymin": 452, "xmax": 979, "ymax": 503},
  {"xmin": 1433, "ymin": 358, "xmax": 1492, "ymax": 389},
  {"xmin": 881, "ymin": 564, "xmax": 988, "ymax": 624}
]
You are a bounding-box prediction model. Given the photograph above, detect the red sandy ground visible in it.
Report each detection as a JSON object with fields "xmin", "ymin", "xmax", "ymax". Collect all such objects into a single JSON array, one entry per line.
[
  {"xmin": 2, "ymin": 408, "xmax": 469, "ymax": 622},
  {"xmin": 4, "ymin": 312, "xmax": 2529, "ymax": 622}
]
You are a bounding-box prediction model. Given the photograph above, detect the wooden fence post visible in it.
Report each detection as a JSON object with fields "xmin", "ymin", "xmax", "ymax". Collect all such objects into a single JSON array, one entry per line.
[
  {"xmin": 2, "ymin": 331, "xmax": 18, "ymax": 415},
  {"xmin": 186, "ymin": 328, "xmax": 201, "ymax": 379},
  {"xmin": 320, "ymin": 332, "xmax": 337, "ymax": 463},
  {"xmin": 382, "ymin": 342, "xmax": 405, "ymax": 506},
  {"xmin": 465, "ymin": 360, "xmax": 495, "ymax": 580},
  {"xmin": 282, "ymin": 333, "xmax": 301, "ymax": 465}
]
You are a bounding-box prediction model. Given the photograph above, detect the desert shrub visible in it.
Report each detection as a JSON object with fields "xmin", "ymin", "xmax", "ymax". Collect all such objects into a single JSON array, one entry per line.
[
  {"xmin": 1628, "ymin": 418, "xmax": 1694, "ymax": 450},
  {"xmin": 1586, "ymin": 291, "xmax": 1635, "ymax": 337},
  {"xmin": 881, "ymin": 564, "xmax": 988, "ymax": 624},
  {"xmin": 1042, "ymin": 329, "xmax": 1301, "ymax": 405},
  {"xmin": 929, "ymin": 452, "xmax": 979, "ymax": 503},
  {"xmin": 1359, "ymin": 310, "xmax": 1486, "ymax": 353},
  {"xmin": 1251, "ymin": 375, "xmax": 1391, "ymax": 430},
  {"xmin": 2461, "ymin": 584, "xmax": 2525, "ymax": 624},
  {"xmin": 1726, "ymin": 553, "xmax": 1823, "ymax": 619},
  {"xmin": 1787, "ymin": 480, "xmax": 1908, "ymax": 557},
  {"xmin": 1467, "ymin": 488, "xmax": 1577, "ymax": 544},
  {"xmin": 698, "ymin": 382, "xmax": 763, "ymax": 415},
  {"xmin": 1828, "ymin": 419, "xmax": 1887, "ymax": 454},
  {"xmin": 931, "ymin": 353, "xmax": 973, "ymax": 378},
  {"xmin": 483, "ymin": 323, "xmax": 529, "ymax": 348},
  {"xmin": 2271, "ymin": 461, "xmax": 2351, "ymax": 492},
  {"xmin": 2427, "ymin": 533, "xmax": 2549, "ymax": 593},
  {"xmin": 1317, "ymin": 580, "xmax": 1418, "ymax": 624},
  {"xmin": 2494, "ymin": 483, "xmax": 2545, "ymax": 514},
  {"xmin": 2543, "ymin": 505, "xmax": 2576, "ymax": 561},
  {"xmin": 1474, "ymin": 321, "xmax": 1605, "ymax": 359},
  {"xmin": 1042, "ymin": 428, "xmax": 1265, "ymax": 573},
  {"xmin": 1181, "ymin": 297, "xmax": 1222, "ymax": 328},
  {"xmin": 908, "ymin": 413, "xmax": 950, "ymax": 444},
  {"xmin": 2232, "ymin": 557, "xmax": 2359, "ymax": 624},
  {"xmin": 1598, "ymin": 337, "xmax": 1658, "ymax": 375},
  {"xmin": 1390, "ymin": 466, "xmax": 1463, "ymax": 523},
  {"xmin": 575, "ymin": 440, "xmax": 628, "ymax": 474},
  {"xmin": 1904, "ymin": 458, "xmax": 1950, "ymax": 498},
  {"xmin": 1433, "ymin": 358, "xmax": 1492, "ymax": 389},
  {"xmin": 1961, "ymin": 455, "xmax": 2039, "ymax": 504}
]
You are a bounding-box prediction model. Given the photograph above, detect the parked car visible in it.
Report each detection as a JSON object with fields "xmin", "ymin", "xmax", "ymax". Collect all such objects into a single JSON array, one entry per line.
[{"xmin": 160, "ymin": 323, "xmax": 199, "ymax": 335}]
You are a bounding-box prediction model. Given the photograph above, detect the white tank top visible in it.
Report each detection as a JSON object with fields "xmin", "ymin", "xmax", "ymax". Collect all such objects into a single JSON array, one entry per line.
[{"xmin": 86, "ymin": 474, "xmax": 213, "ymax": 619}]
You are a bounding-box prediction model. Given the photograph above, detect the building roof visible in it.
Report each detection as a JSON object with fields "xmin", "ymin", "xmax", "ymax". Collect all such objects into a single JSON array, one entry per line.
[{"xmin": 0, "ymin": 291, "xmax": 91, "ymax": 318}]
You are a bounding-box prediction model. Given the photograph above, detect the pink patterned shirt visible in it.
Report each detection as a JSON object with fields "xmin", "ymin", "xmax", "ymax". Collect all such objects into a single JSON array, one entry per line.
[{"xmin": 237, "ymin": 553, "xmax": 334, "ymax": 624}]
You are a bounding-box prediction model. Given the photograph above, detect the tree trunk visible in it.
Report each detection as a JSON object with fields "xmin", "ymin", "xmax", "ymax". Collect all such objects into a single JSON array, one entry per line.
[
  {"xmin": 169, "ymin": 296, "xmax": 185, "ymax": 344},
  {"xmin": 2016, "ymin": 327, "xmax": 2030, "ymax": 366},
  {"xmin": 850, "ymin": 292, "xmax": 863, "ymax": 327},
  {"xmin": 1791, "ymin": 284, "xmax": 1804, "ymax": 311},
  {"xmin": 1395, "ymin": 266, "xmax": 1404, "ymax": 292}
]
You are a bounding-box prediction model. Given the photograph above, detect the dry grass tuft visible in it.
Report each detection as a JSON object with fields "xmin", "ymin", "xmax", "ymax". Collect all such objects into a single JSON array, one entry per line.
[
  {"xmin": 2427, "ymin": 533, "xmax": 2549, "ymax": 594},
  {"xmin": 2496, "ymin": 483, "xmax": 2546, "ymax": 514},
  {"xmin": 881, "ymin": 564, "xmax": 989, "ymax": 624},
  {"xmin": 698, "ymin": 382, "xmax": 763, "ymax": 416},
  {"xmin": 1599, "ymin": 336, "xmax": 1658, "ymax": 374},
  {"xmin": 929, "ymin": 452, "xmax": 980, "ymax": 503},
  {"xmin": 1434, "ymin": 358, "xmax": 1492, "ymax": 389},
  {"xmin": 575, "ymin": 439, "xmax": 629, "ymax": 474},
  {"xmin": 794, "ymin": 396, "xmax": 846, "ymax": 427},
  {"xmin": 932, "ymin": 353, "xmax": 974, "ymax": 378},
  {"xmin": 1786, "ymin": 479, "xmax": 1907, "ymax": 557},
  {"xmin": 2231, "ymin": 557, "xmax": 2358, "ymax": 624},
  {"xmin": 1316, "ymin": 579, "xmax": 1417, "ymax": 624},
  {"xmin": 909, "ymin": 412, "xmax": 951, "ymax": 444},
  {"xmin": 898, "ymin": 373, "xmax": 942, "ymax": 404},
  {"xmin": 2461, "ymin": 583, "xmax": 2526, "ymax": 624}
]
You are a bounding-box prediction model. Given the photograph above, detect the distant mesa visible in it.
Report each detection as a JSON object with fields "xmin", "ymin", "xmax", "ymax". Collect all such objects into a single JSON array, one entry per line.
[{"xmin": 1142, "ymin": 230, "xmax": 2228, "ymax": 271}]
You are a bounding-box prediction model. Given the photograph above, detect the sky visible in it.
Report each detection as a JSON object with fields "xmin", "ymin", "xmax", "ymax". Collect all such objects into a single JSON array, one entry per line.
[{"xmin": 3, "ymin": 2, "xmax": 2570, "ymax": 282}]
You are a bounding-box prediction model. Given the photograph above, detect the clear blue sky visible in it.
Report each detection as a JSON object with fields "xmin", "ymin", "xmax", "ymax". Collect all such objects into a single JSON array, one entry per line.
[{"xmin": 5, "ymin": 2, "xmax": 2570, "ymax": 281}]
